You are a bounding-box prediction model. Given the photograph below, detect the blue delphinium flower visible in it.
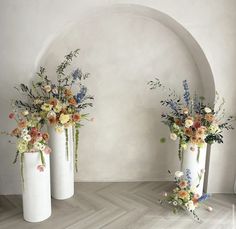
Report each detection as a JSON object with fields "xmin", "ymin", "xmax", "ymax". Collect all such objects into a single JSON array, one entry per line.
[
  {"xmin": 72, "ymin": 68, "xmax": 82, "ymax": 80},
  {"xmin": 183, "ymin": 80, "xmax": 190, "ymax": 106},
  {"xmin": 76, "ymin": 86, "xmax": 87, "ymax": 103},
  {"xmin": 198, "ymin": 193, "xmax": 210, "ymax": 202}
]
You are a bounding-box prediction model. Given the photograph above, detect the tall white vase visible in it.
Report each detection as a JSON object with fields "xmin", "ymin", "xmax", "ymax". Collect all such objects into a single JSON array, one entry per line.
[
  {"xmin": 181, "ymin": 143, "xmax": 207, "ymax": 196},
  {"xmin": 22, "ymin": 152, "xmax": 51, "ymax": 222},
  {"xmin": 48, "ymin": 126, "xmax": 74, "ymax": 200}
]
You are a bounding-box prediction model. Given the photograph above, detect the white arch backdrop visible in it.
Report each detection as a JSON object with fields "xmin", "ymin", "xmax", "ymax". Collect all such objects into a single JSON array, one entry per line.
[{"xmin": 35, "ymin": 4, "xmax": 215, "ymax": 191}]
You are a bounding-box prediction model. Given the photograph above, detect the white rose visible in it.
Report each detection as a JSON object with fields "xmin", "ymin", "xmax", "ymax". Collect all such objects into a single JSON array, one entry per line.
[
  {"xmin": 209, "ymin": 124, "xmax": 220, "ymax": 134},
  {"xmin": 185, "ymin": 200, "xmax": 195, "ymax": 211},
  {"xmin": 185, "ymin": 119, "xmax": 193, "ymax": 128},
  {"xmin": 204, "ymin": 107, "xmax": 212, "ymax": 113},
  {"xmin": 23, "ymin": 134, "xmax": 31, "ymax": 142},
  {"xmin": 175, "ymin": 171, "xmax": 184, "ymax": 178},
  {"xmin": 170, "ymin": 133, "xmax": 177, "ymax": 141}
]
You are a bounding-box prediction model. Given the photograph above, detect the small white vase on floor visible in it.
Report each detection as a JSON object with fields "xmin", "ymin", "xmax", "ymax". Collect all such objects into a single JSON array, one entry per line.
[
  {"xmin": 181, "ymin": 143, "xmax": 207, "ymax": 196},
  {"xmin": 48, "ymin": 126, "xmax": 74, "ymax": 200},
  {"xmin": 22, "ymin": 152, "xmax": 51, "ymax": 222}
]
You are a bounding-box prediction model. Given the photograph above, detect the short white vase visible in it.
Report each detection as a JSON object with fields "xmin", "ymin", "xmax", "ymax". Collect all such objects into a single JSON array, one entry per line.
[
  {"xmin": 48, "ymin": 126, "xmax": 74, "ymax": 200},
  {"xmin": 22, "ymin": 152, "xmax": 51, "ymax": 222},
  {"xmin": 181, "ymin": 143, "xmax": 207, "ymax": 196}
]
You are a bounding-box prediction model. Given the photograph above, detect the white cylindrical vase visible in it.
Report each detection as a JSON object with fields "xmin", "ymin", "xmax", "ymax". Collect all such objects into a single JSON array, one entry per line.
[
  {"xmin": 22, "ymin": 152, "xmax": 51, "ymax": 222},
  {"xmin": 48, "ymin": 126, "xmax": 74, "ymax": 200},
  {"xmin": 181, "ymin": 143, "xmax": 207, "ymax": 196}
]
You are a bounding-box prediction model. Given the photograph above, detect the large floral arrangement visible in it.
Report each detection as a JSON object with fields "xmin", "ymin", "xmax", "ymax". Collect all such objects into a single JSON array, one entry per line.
[
  {"xmin": 159, "ymin": 170, "xmax": 211, "ymax": 221},
  {"xmin": 1, "ymin": 110, "xmax": 51, "ymax": 182},
  {"xmin": 14, "ymin": 49, "xmax": 93, "ymax": 171},
  {"xmin": 148, "ymin": 78, "xmax": 235, "ymax": 160}
]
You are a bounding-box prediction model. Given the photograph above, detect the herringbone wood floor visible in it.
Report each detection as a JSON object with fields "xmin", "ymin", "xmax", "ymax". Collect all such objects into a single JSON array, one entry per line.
[{"xmin": 0, "ymin": 182, "xmax": 235, "ymax": 229}]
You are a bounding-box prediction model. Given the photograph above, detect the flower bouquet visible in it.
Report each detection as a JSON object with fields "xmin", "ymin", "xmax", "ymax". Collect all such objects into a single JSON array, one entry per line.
[
  {"xmin": 14, "ymin": 49, "xmax": 93, "ymax": 171},
  {"xmin": 159, "ymin": 170, "xmax": 211, "ymax": 221},
  {"xmin": 148, "ymin": 78, "xmax": 235, "ymax": 161}
]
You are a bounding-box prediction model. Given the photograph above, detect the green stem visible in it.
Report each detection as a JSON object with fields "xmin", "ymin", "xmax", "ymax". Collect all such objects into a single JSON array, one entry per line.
[
  {"xmin": 197, "ymin": 147, "xmax": 200, "ymax": 162},
  {"xmin": 65, "ymin": 128, "xmax": 69, "ymax": 160},
  {"xmin": 20, "ymin": 153, "xmax": 24, "ymax": 190},
  {"xmin": 40, "ymin": 150, "xmax": 45, "ymax": 166},
  {"xmin": 75, "ymin": 126, "xmax": 79, "ymax": 172}
]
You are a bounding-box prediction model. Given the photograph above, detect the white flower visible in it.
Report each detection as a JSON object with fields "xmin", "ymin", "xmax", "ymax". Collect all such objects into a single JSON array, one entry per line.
[
  {"xmin": 170, "ymin": 133, "xmax": 177, "ymax": 141},
  {"xmin": 23, "ymin": 134, "xmax": 31, "ymax": 142},
  {"xmin": 185, "ymin": 119, "xmax": 194, "ymax": 128},
  {"xmin": 47, "ymin": 110, "xmax": 56, "ymax": 118},
  {"xmin": 44, "ymin": 85, "xmax": 51, "ymax": 93},
  {"xmin": 181, "ymin": 144, "xmax": 187, "ymax": 150},
  {"xmin": 209, "ymin": 124, "xmax": 220, "ymax": 134},
  {"xmin": 204, "ymin": 107, "xmax": 212, "ymax": 113},
  {"xmin": 175, "ymin": 171, "xmax": 184, "ymax": 178},
  {"xmin": 34, "ymin": 142, "xmax": 42, "ymax": 151},
  {"xmin": 21, "ymin": 128, "xmax": 28, "ymax": 137},
  {"xmin": 22, "ymin": 110, "xmax": 29, "ymax": 116},
  {"xmin": 173, "ymin": 201, "xmax": 178, "ymax": 206},
  {"xmin": 52, "ymin": 87, "xmax": 58, "ymax": 94},
  {"xmin": 185, "ymin": 200, "xmax": 195, "ymax": 211}
]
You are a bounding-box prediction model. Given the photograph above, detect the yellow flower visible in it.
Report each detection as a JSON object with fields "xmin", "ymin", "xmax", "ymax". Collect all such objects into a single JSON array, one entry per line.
[
  {"xmin": 54, "ymin": 103, "xmax": 62, "ymax": 113},
  {"xmin": 59, "ymin": 114, "xmax": 70, "ymax": 125},
  {"xmin": 17, "ymin": 140, "xmax": 28, "ymax": 153},
  {"xmin": 41, "ymin": 103, "xmax": 53, "ymax": 112},
  {"xmin": 55, "ymin": 125, "xmax": 64, "ymax": 133}
]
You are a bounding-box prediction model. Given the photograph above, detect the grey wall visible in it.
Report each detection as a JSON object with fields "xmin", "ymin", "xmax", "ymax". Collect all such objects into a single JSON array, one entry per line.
[{"xmin": 0, "ymin": 0, "xmax": 235, "ymax": 194}]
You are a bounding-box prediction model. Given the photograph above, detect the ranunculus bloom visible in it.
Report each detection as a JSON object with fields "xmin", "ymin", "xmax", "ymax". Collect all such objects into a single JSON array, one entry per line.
[
  {"xmin": 9, "ymin": 113, "xmax": 15, "ymax": 119},
  {"xmin": 48, "ymin": 98, "xmax": 58, "ymax": 107},
  {"xmin": 64, "ymin": 89, "xmax": 73, "ymax": 97},
  {"xmin": 193, "ymin": 121, "xmax": 201, "ymax": 129},
  {"xmin": 190, "ymin": 136, "xmax": 197, "ymax": 144},
  {"xmin": 44, "ymin": 146, "xmax": 52, "ymax": 154},
  {"xmin": 178, "ymin": 190, "xmax": 189, "ymax": 199},
  {"xmin": 11, "ymin": 128, "xmax": 21, "ymax": 137},
  {"xmin": 170, "ymin": 133, "xmax": 177, "ymax": 141},
  {"xmin": 184, "ymin": 128, "xmax": 193, "ymax": 137},
  {"xmin": 68, "ymin": 98, "xmax": 77, "ymax": 106},
  {"xmin": 18, "ymin": 120, "xmax": 27, "ymax": 128},
  {"xmin": 175, "ymin": 119, "xmax": 182, "ymax": 126},
  {"xmin": 42, "ymin": 133, "xmax": 49, "ymax": 141},
  {"xmin": 205, "ymin": 114, "xmax": 215, "ymax": 122},
  {"xmin": 183, "ymin": 107, "xmax": 189, "ymax": 114},
  {"xmin": 204, "ymin": 107, "xmax": 212, "ymax": 113},
  {"xmin": 175, "ymin": 171, "xmax": 184, "ymax": 178},
  {"xmin": 59, "ymin": 114, "xmax": 70, "ymax": 124},
  {"xmin": 178, "ymin": 180, "xmax": 188, "ymax": 189},
  {"xmin": 72, "ymin": 113, "xmax": 81, "ymax": 122},
  {"xmin": 185, "ymin": 117, "xmax": 194, "ymax": 128},
  {"xmin": 37, "ymin": 165, "xmax": 45, "ymax": 172}
]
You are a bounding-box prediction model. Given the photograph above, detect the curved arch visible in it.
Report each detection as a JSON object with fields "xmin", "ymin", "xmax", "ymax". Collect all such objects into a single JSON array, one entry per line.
[{"xmin": 34, "ymin": 4, "xmax": 215, "ymax": 188}]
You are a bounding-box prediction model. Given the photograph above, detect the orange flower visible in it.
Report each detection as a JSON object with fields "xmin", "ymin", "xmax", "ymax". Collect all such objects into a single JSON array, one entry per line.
[
  {"xmin": 178, "ymin": 190, "xmax": 189, "ymax": 199},
  {"xmin": 68, "ymin": 98, "xmax": 77, "ymax": 106},
  {"xmin": 190, "ymin": 136, "xmax": 198, "ymax": 144},
  {"xmin": 42, "ymin": 133, "xmax": 49, "ymax": 141},
  {"xmin": 175, "ymin": 119, "xmax": 182, "ymax": 126},
  {"xmin": 205, "ymin": 114, "xmax": 215, "ymax": 122},
  {"xmin": 48, "ymin": 116, "xmax": 57, "ymax": 125},
  {"xmin": 11, "ymin": 128, "xmax": 21, "ymax": 137},
  {"xmin": 72, "ymin": 113, "xmax": 80, "ymax": 122},
  {"xmin": 184, "ymin": 128, "xmax": 193, "ymax": 137},
  {"xmin": 48, "ymin": 98, "xmax": 58, "ymax": 107},
  {"xmin": 192, "ymin": 194, "xmax": 200, "ymax": 205},
  {"xmin": 18, "ymin": 120, "xmax": 27, "ymax": 128},
  {"xmin": 64, "ymin": 89, "xmax": 73, "ymax": 97},
  {"xmin": 178, "ymin": 180, "xmax": 188, "ymax": 189}
]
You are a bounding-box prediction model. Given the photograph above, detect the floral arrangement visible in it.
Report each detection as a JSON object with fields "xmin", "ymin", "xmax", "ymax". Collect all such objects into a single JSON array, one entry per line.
[
  {"xmin": 148, "ymin": 78, "xmax": 235, "ymax": 160},
  {"xmin": 13, "ymin": 49, "xmax": 93, "ymax": 171},
  {"xmin": 1, "ymin": 110, "xmax": 51, "ymax": 182},
  {"xmin": 159, "ymin": 170, "xmax": 211, "ymax": 221}
]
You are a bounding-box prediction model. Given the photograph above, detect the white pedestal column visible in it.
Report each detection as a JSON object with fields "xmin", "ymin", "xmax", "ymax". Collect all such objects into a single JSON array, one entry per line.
[
  {"xmin": 48, "ymin": 126, "xmax": 74, "ymax": 200},
  {"xmin": 181, "ymin": 143, "xmax": 207, "ymax": 196},
  {"xmin": 22, "ymin": 152, "xmax": 51, "ymax": 222}
]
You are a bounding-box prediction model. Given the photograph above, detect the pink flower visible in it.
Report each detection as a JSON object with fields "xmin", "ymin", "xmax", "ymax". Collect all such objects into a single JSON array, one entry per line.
[
  {"xmin": 44, "ymin": 146, "xmax": 52, "ymax": 154},
  {"xmin": 9, "ymin": 113, "xmax": 15, "ymax": 119},
  {"xmin": 37, "ymin": 165, "xmax": 45, "ymax": 172}
]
